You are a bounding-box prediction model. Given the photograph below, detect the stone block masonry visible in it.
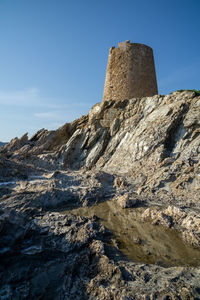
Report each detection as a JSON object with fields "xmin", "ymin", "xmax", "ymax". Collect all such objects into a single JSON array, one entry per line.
[{"xmin": 103, "ymin": 40, "xmax": 158, "ymax": 101}]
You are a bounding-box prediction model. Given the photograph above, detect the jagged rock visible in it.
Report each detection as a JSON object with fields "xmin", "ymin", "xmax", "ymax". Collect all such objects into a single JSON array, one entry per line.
[
  {"xmin": 2, "ymin": 91, "xmax": 199, "ymax": 203},
  {"xmin": 113, "ymin": 176, "xmax": 127, "ymax": 189},
  {"xmin": 0, "ymin": 142, "xmax": 6, "ymax": 147},
  {"xmin": 8, "ymin": 90, "xmax": 195, "ymax": 203},
  {"xmin": 1, "ymin": 91, "xmax": 200, "ymax": 298},
  {"xmin": 115, "ymin": 194, "xmax": 138, "ymax": 208},
  {"xmin": 0, "ymin": 170, "xmax": 116, "ymax": 212},
  {"xmin": 142, "ymin": 205, "xmax": 200, "ymax": 247},
  {"xmin": 85, "ymin": 128, "xmax": 109, "ymax": 169},
  {"xmin": 1, "ymin": 133, "xmax": 28, "ymax": 154},
  {"xmin": 0, "ymin": 156, "xmax": 36, "ymax": 181}
]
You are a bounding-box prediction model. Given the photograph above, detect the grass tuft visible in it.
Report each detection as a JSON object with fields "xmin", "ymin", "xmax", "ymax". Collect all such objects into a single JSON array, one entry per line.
[{"xmin": 172, "ymin": 89, "xmax": 200, "ymax": 96}]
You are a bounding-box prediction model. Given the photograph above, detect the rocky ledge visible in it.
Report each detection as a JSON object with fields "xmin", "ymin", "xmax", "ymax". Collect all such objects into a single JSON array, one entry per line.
[{"xmin": 0, "ymin": 90, "xmax": 200, "ymax": 299}]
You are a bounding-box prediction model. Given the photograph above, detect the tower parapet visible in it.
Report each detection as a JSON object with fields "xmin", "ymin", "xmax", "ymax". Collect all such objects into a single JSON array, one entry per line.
[{"xmin": 103, "ymin": 40, "xmax": 158, "ymax": 101}]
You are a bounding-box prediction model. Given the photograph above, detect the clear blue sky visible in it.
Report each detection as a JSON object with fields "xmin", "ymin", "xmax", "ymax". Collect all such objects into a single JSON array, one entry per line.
[{"xmin": 0, "ymin": 0, "xmax": 200, "ymax": 141}]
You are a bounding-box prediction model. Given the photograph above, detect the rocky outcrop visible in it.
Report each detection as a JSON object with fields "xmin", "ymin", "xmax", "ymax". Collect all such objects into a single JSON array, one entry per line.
[
  {"xmin": 1, "ymin": 90, "xmax": 200, "ymax": 298},
  {"xmin": 0, "ymin": 209, "xmax": 106, "ymax": 299},
  {"xmin": 1, "ymin": 206, "xmax": 200, "ymax": 299},
  {"xmin": 0, "ymin": 157, "xmax": 36, "ymax": 182},
  {"xmin": 0, "ymin": 170, "xmax": 115, "ymax": 214},
  {"xmin": 1, "ymin": 133, "xmax": 28, "ymax": 154},
  {"xmin": 2, "ymin": 90, "xmax": 199, "ymax": 202},
  {"xmin": 142, "ymin": 205, "xmax": 200, "ymax": 248}
]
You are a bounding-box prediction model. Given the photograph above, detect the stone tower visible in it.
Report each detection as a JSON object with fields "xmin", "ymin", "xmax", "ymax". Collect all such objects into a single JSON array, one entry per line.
[{"xmin": 103, "ymin": 40, "xmax": 158, "ymax": 101}]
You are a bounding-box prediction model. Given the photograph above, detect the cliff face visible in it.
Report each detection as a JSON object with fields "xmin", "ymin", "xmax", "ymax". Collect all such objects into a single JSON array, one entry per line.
[{"xmin": 1, "ymin": 90, "xmax": 200, "ymax": 299}]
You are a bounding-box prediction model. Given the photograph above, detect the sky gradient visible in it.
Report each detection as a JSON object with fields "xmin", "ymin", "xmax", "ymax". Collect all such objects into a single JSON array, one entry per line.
[{"xmin": 0, "ymin": 0, "xmax": 200, "ymax": 141}]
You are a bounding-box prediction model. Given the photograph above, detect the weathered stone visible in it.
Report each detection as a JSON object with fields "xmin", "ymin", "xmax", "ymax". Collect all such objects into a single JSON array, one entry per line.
[
  {"xmin": 110, "ymin": 118, "xmax": 120, "ymax": 136},
  {"xmin": 103, "ymin": 41, "xmax": 158, "ymax": 100},
  {"xmin": 85, "ymin": 129, "xmax": 109, "ymax": 169},
  {"xmin": 115, "ymin": 194, "xmax": 138, "ymax": 208},
  {"xmin": 142, "ymin": 205, "xmax": 200, "ymax": 247},
  {"xmin": 1, "ymin": 132, "xmax": 28, "ymax": 154},
  {"xmin": 113, "ymin": 176, "xmax": 127, "ymax": 189},
  {"xmin": 1, "ymin": 91, "xmax": 200, "ymax": 298}
]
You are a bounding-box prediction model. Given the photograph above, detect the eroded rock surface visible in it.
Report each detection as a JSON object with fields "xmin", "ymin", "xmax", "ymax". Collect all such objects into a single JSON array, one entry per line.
[
  {"xmin": 1, "ymin": 206, "xmax": 200, "ymax": 299},
  {"xmin": 1, "ymin": 91, "xmax": 199, "ymax": 202},
  {"xmin": 142, "ymin": 205, "xmax": 200, "ymax": 248},
  {"xmin": 0, "ymin": 90, "xmax": 200, "ymax": 299}
]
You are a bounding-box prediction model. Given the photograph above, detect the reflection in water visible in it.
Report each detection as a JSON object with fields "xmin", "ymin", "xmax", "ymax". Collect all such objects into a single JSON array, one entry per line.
[{"xmin": 63, "ymin": 201, "xmax": 200, "ymax": 267}]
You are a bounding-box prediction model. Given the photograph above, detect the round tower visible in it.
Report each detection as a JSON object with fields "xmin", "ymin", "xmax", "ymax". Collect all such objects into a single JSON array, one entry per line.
[{"xmin": 103, "ymin": 40, "xmax": 158, "ymax": 101}]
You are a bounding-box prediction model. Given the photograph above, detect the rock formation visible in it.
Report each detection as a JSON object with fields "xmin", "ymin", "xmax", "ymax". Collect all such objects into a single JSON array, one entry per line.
[
  {"xmin": 0, "ymin": 141, "xmax": 6, "ymax": 147},
  {"xmin": 0, "ymin": 90, "xmax": 200, "ymax": 299}
]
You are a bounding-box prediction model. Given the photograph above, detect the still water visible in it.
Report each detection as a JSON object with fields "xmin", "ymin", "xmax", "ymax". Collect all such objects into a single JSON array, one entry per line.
[{"xmin": 63, "ymin": 201, "xmax": 200, "ymax": 267}]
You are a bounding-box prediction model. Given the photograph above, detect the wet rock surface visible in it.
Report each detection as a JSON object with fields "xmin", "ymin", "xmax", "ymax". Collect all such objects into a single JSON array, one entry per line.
[
  {"xmin": 66, "ymin": 201, "xmax": 200, "ymax": 267},
  {"xmin": 1, "ymin": 197, "xmax": 200, "ymax": 299},
  {"xmin": 0, "ymin": 209, "xmax": 106, "ymax": 299},
  {"xmin": 0, "ymin": 91, "xmax": 200, "ymax": 298}
]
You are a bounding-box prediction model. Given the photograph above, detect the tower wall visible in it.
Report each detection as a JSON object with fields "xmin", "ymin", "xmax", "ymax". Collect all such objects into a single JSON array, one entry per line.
[{"xmin": 103, "ymin": 41, "xmax": 158, "ymax": 101}]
